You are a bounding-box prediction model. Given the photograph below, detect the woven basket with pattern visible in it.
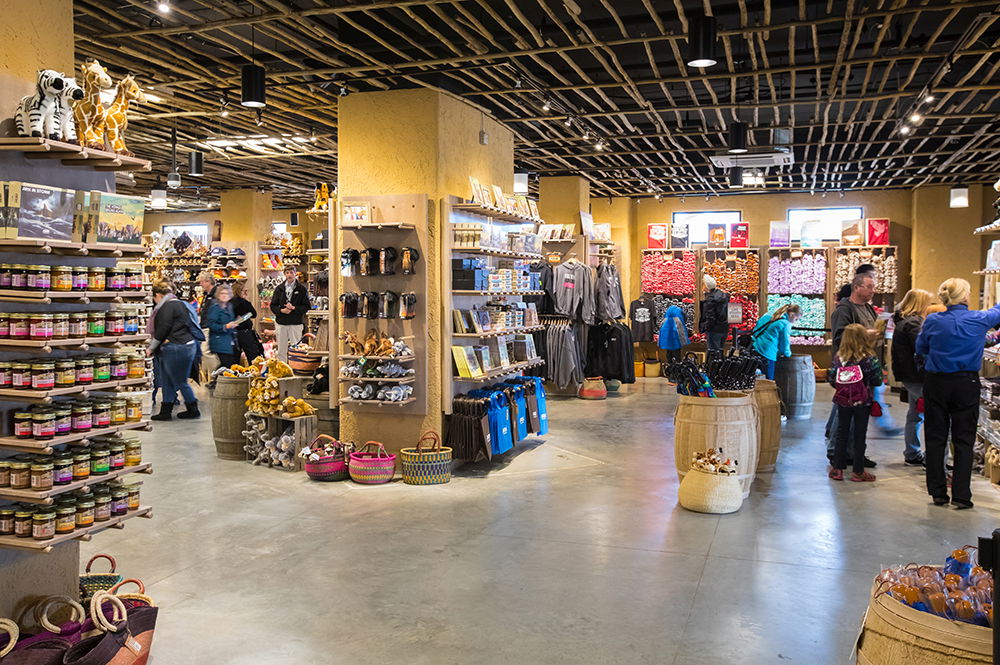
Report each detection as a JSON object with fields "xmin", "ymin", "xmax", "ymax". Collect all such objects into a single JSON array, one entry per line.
[
  {"xmin": 348, "ymin": 441, "xmax": 396, "ymax": 485},
  {"xmin": 677, "ymin": 468, "xmax": 743, "ymax": 514},
  {"xmin": 400, "ymin": 430, "xmax": 452, "ymax": 486},
  {"xmin": 79, "ymin": 554, "xmax": 122, "ymax": 602}
]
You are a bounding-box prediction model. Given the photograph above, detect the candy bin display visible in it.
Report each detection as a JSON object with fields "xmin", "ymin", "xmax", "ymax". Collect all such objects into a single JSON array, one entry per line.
[
  {"xmin": 766, "ymin": 294, "xmax": 827, "ymax": 334},
  {"xmin": 767, "ymin": 249, "xmax": 827, "ymax": 294},
  {"xmin": 703, "ymin": 249, "xmax": 760, "ymax": 295},
  {"xmin": 640, "ymin": 250, "xmax": 697, "ymax": 296}
]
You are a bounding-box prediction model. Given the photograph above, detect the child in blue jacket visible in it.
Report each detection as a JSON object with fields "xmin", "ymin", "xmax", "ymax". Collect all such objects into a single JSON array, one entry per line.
[
  {"xmin": 751, "ymin": 304, "xmax": 801, "ymax": 379},
  {"xmin": 658, "ymin": 305, "xmax": 689, "ymax": 362}
]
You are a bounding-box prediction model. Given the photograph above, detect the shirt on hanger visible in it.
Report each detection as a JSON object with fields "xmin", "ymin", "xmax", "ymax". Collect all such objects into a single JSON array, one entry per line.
[{"xmin": 629, "ymin": 297, "xmax": 656, "ymax": 342}]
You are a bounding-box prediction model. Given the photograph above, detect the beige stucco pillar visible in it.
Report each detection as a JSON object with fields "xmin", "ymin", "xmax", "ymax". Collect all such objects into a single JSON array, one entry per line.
[
  {"xmin": 220, "ymin": 189, "xmax": 273, "ymax": 243},
  {"xmin": 538, "ymin": 176, "xmax": 590, "ymax": 231}
]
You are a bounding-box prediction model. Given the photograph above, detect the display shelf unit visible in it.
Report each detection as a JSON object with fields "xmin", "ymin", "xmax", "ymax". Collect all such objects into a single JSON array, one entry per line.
[
  {"xmin": 0, "ymin": 137, "xmax": 152, "ymax": 172},
  {"xmin": 307, "ymin": 310, "xmax": 329, "ymax": 317},
  {"xmin": 338, "ymin": 376, "xmax": 414, "ymax": 384},
  {"xmin": 0, "ymin": 378, "xmax": 151, "ymax": 404},
  {"xmin": 0, "ymin": 420, "xmax": 152, "ymax": 455},
  {"xmin": 0, "ymin": 463, "xmax": 152, "ymax": 505},
  {"xmin": 452, "ymin": 290, "xmax": 545, "ymax": 297},
  {"xmin": 639, "ymin": 248, "xmax": 699, "ymax": 297},
  {"xmin": 0, "ymin": 507, "xmax": 152, "ymax": 553},
  {"xmin": 454, "ymin": 358, "xmax": 545, "ymax": 382},
  {"xmin": 335, "ymin": 194, "xmax": 429, "ymax": 416},
  {"xmin": 305, "ymin": 248, "xmax": 330, "ymax": 255},
  {"xmin": 453, "ymin": 325, "xmax": 544, "ymax": 339},
  {"xmin": 454, "ymin": 247, "xmax": 544, "ymax": 261},
  {"xmin": 452, "ymin": 202, "xmax": 542, "ymax": 224},
  {"xmin": 834, "ymin": 245, "xmax": 899, "ymax": 310},
  {"xmin": 701, "ymin": 248, "xmax": 762, "ymax": 297}
]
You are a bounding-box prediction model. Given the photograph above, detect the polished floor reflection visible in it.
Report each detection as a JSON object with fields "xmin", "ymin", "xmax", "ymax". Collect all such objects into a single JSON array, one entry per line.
[{"xmin": 85, "ymin": 380, "xmax": 1000, "ymax": 664}]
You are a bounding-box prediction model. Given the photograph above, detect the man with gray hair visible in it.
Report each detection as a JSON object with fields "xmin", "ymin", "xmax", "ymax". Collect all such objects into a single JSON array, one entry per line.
[
  {"xmin": 197, "ymin": 272, "xmax": 218, "ymax": 327},
  {"xmin": 699, "ymin": 274, "xmax": 730, "ymax": 353}
]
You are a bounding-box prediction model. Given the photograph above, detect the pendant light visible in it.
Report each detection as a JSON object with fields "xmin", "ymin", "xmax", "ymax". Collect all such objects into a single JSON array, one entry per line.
[
  {"xmin": 729, "ymin": 166, "xmax": 743, "ymax": 188},
  {"xmin": 150, "ymin": 179, "xmax": 167, "ymax": 210},
  {"xmin": 687, "ymin": 14, "xmax": 718, "ymax": 68},
  {"xmin": 166, "ymin": 126, "xmax": 181, "ymax": 189},
  {"xmin": 188, "ymin": 150, "xmax": 204, "ymax": 177},
  {"xmin": 728, "ymin": 121, "xmax": 748, "ymax": 154},
  {"xmin": 241, "ymin": 16, "xmax": 266, "ymax": 108}
]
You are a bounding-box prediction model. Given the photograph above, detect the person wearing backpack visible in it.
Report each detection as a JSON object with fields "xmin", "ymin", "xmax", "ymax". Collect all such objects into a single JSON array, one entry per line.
[
  {"xmin": 751, "ymin": 304, "xmax": 801, "ymax": 380},
  {"xmin": 657, "ymin": 304, "xmax": 689, "ymax": 363},
  {"xmin": 148, "ymin": 280, "xmax": 203, "ymax": 421},
  {"xmin": 827, "ymin": 323, "xmax": 883, "ymax": 482}
]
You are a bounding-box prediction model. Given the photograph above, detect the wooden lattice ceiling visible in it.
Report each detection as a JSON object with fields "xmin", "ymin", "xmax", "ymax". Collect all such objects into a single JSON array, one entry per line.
[{"xmin": 73, "ymin": 0, "xmax": 1000, "ymax": 208}]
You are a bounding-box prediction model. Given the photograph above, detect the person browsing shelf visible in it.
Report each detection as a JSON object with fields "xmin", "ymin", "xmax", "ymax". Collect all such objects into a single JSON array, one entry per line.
[{"xmin": 751, "ymin": 304, "xmax": 802, "ymax": 380}]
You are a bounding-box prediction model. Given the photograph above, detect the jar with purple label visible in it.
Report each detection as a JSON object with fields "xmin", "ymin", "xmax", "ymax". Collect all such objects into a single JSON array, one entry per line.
[
  {"xmin": 0, "ymin": 264, "xmax": 11, "ymax": 289},
  {"xmin": 72, "ymin": 267, "xmax": 88, "ymax": 291},
  {"xmin": 10, "ymin": 265, "xmax": 27, "ymax": 290},
  {"xmin": 108, "ymin": 268, "xmax": 126, "ymax": 291}
]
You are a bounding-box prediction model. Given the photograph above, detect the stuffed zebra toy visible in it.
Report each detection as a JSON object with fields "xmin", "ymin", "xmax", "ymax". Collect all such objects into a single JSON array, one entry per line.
[
  {"xmin": 54, "ymin": 76, "xmax": 84, "ymax": 143},
  {"xmin": 15, "ymin": 69, "xmax": 65, "ymax": 139}
]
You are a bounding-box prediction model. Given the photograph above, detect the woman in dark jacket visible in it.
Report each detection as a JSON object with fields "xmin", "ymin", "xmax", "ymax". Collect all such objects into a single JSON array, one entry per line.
[
  {"xmin": 148, "ymin": 280, "xmax": 200, "ymax": 421},
  {"xmin": 205, "ymin": 284, "xmax": 240, "ymax": 370},
  {"xmin": 891, "ymin": 289, "xmax": 932, "ymax": 466},
  {"xmin": 232, "ymin": 280, "xmax": 264, "ymax": 362}
]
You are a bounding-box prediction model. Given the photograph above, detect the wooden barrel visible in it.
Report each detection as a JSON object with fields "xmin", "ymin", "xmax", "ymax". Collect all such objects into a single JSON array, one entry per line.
[
  {"xmin": 856, "ymin": 578, "xmax": 990, "ymax": 665},
  {"xmin": 211, "ymin": 377, "xmax": 250, "ymax": 460},
  {"xmin": 753, "ymin": 380, "xmax": 782, "ymax": 472},
  {"xmin": 774, "ymin": 355, "xmax": 815, "ymax": 420},
  {"xmin": 673, "ymin": 390, "xmax": 758, "ymax": 498}
]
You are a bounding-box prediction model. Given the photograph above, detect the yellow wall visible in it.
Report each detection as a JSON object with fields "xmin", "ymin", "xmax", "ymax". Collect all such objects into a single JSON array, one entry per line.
[
  {"xmin": 913, "ymin": 184, "xmax": 987, "ymax": 308},
  {"xmin": 590, "ymin": 197, "xmax": 637, "ymax": 305},
  {"xmin": 539, "ymin": 176, "xmax": 590, "ymax": 230},
  {"xmin": 145, "ymin": 206, "xmax": 318, "ymax": 243}
]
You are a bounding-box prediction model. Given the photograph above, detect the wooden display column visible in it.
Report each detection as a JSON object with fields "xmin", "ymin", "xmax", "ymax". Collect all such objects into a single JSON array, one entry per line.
[{"xmin": 337, "ymin": 88, "xmax": 514, "ymax": 456}]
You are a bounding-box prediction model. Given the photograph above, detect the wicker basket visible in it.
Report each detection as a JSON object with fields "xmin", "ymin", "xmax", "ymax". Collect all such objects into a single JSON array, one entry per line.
[
  {"xmin": 287, "ymin": 348, "xmax": 322, "ymax": 376},
  {"xmin": 400, "ymin": 431, "xmax": 452, "ymax": 486},
  {"xmin": 303, "ymin": 435, "xmax": 350, "ymax": 482},
  {"xmin": 79, "ymin": 554, "xmax": 122, "ymax": 602},
  {"xmin": 677, "ymin": 468, "xmax": 743, "ymax": 514},
  {"xmin": 348, "ymin": 441, "xmax": 396, "ymax": 484}
]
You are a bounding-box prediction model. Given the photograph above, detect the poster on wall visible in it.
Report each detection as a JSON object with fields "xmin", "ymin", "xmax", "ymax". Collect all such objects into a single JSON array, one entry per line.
[
  {"xmin": 841, "ymin": 219, "xmax": 866, "ymax": 246},
  {"xmin": 591, "ymin": 223, "xmax": 612, "ymax": 242},
  {"xmin": 729, "ymin": 222, "xmax": 749, "ymax": 248},
  {"xmin": 769, "ymin": 221, "xmax": 790, "ymax": 247},
  {"xmin": 670, "ymin": 221, "xmax": 689, "ymax": 248},
  {"xmin": 647, "ymin": 223, "xmax": 669, "ymax": 249},
  {"xmin": 212, "ymin": 219, "xmax": 222, "ymax": 242},
  {"xmin": 580, "ymin": 211, "xmax": 594, "ymax": 239},
  {"xmin": 800, "ymin": 219, "xmax": 824, "ymax": 248},
  {"xmin": 866, "ymin": 218, "xmax": 890, "ymax": 246},
  {"xmin": 707, "ymin": 223, "xmax": 727, "ymax": 248}
]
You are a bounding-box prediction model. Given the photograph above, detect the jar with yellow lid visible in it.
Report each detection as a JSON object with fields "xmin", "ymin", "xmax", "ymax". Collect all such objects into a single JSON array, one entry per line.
[
  {"xmin": 87, "ymin": 312, "xmax": 106, "ymax": 337},
  {"xmin": 106, "ymin": 311, "xmax": 125, "ymax": 336},
  {"xmin": 32, "ymin": 410, "xmax": 55, "ymax": 440},
  {"xmin": 55, "ymin": 505, "xmax": 75, "ymax": 534},
  {"xmin": 88, "ymin": 267, "xmax": 106, "ymax": 291},
  {"xmin": 124, "ymin": 436, "xmax": 142, "ymax": 465},
  {"xmin": 69, "ymin": 313, "xmax": 87, "ymax": 337},
  {"xmin": 0, "ymin": 460, "xmax": 9, "ymax": 487},
  {"xmin": 90, "ymin": 446, "xmax": 110, "ymax": 475},
  {"xmin": 72, "ymin": 452, "xmax": 90, "ymax": 480},
  {"xmin": 52, "ymin": 313, "xmax": 69, "ymax": 339},
  {"xmin": 0, "ymin": 264, "xmax": 11, "ymax": 289},
  {"xmin": 27, "ymin": 265, "xmax": 51, "ymax": 291},
  {"xmin": 0, "ymin": 313, "xmax": 9, "ymax": 338},
  {"xmin": 9, "ymin": 314, "xmax": 29, "ymax": 340},
  {"xmin": 14, "ymin": 507, "xmax": 33, "ymax": 538},
  {"xmin": 125, "ymin": 482, "xmax": 141, "ymax": 511},
  {"xmin": 111, "ymin": 488, "xmax": 128, "ymax": 517},
  {"xmin": 110, "ymin": 399, "xmax": 126, "ymax": 426},
  {"xmin": 108, "ymin": 267, "xmax": 126, "ymax": 291},
  {"xmin": 9, "ymin": 462, "xmax": 30, "ymax": 489},
  {"xmin": 125, "ymin": 395, "xmax": 143, "ymax": 423},
  {"xmin": 0, "ymin": 508, "xmax": 14, "ymax": 535},
  {"xmin": 75, "ymin": 499, "xmax": 95, "ymax": 528},
  {"xmin": 93, "ymin": 355, "xmax": 111, "ymax": 382},
  {"xmin": 32, "ymin": 510, "xmax": 55, "ymax": 540},
  {"xmin": 110, "ymin": 354, "xmax": 128, "ymax": 380},
  {"xmin": 53, "ymin": 454, "xmax": 72, "ymax": 485},
  {"xmin": 31, "ymin": 361, "xmax": 55, "ymax": 390},
  {"xmin": 92, "ymin": 400, "xmax": 111, "ymax": 428},
  {"xmin": 94, "ymin": 494, "xmax": 111, "ymax": 522},
  {"xmin": 55, "ymin": 360, "xmax": 76, "ymax": 388},
  {"xmin": 72, "ymin": 266, "xmax": 88, "ymax": 291},
  {"xmin": 71, "ymin": 403, "xmax": 92, "ymax": 432},
  {"xmin": 11, "ymin": 362, "xmax": 30, "ymax": 389},
  {"xmin": 10, "ymin": 264, "xmax": 27, "ymax": 290},
  {"xmin": 75, "ymin": 358, "xmax": 93, "ymax": 385},
  {"xmin": 13, "ymin": 411, "xmax": 32, "ymax": 439},
  {"xmin": 108, "ymin": 442, "xmax": 125, "ymax": 469},
  {"xmin": 28, "ymin": 314, "xmax": 53, "ymax": 341},
  {"xmin": 54, "ymin": 406, "xmax": 71, "ymax": 436},
  {"xmin": 51, "ymin": 266, "xmax": 73, "ymax": 291},
  {"xmin": 30, "ymin": 462, "xmax": 53, "ymax": 490}
]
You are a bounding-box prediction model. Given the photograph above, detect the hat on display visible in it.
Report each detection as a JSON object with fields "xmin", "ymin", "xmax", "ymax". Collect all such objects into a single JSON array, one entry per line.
[
  {"xmin": 210, "ymin": 246, "xmax": 227, "ymax": 257},
  {"xmin": 225, "ymin": 260, "xmax": 239, "ymax": 269},
  {"xmin": 229, "ymin": 247, "xmax": 247, "ymax": 257}
]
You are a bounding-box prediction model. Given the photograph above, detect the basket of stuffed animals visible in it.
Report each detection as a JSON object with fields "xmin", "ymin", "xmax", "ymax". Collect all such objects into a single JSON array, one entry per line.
[
  {"xmin": 349, "ymin": 441, "xmax": 396, "ymax": 484},
  {"xmin": 677, "ymin": 449, "xmax": 743, "ymax": 514},
  {"xmin": 300, "ymin": 435, "xmax": 353, "ymax": 482},
  {"xmin": 400, "ymin": 430, "xmax": 452, "ymax": 485}
]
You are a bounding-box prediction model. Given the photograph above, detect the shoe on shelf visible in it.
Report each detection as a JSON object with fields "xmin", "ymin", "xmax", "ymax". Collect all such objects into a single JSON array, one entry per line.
[
  {"xmin": 904, "ymin": 455, "xmax": 926, "ymax": 467},
  {"xmin": 952, "ymin": 499, "xmax": 974, "ymax": 510},
  {"xmin": 932, "ymin": 496, "xmax": 950, "ymax": 506},
  {"xmin": 851, "ymin": 471, "xmax": 877, "ymax": 482},
  {"xmin": 863, "ymin": 457, "xmax": 877, "ymax": 468},
  {"xmin": 828, "ymin": 467, "xmax": 844, "ymax": 481}
]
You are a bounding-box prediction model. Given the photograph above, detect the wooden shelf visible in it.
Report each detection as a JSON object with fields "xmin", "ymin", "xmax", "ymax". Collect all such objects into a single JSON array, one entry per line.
[
  {"xmin": 340, "ymin": 222, "xmax": 415, "ymax": 230},
  {"xmin": 0, "ymin": 338, "xmax": 87, "ymax": 352},
  {"xmin": 976, "ymin": 269, "xmax": 1000, "ymax": 276},
  {"xmin": 338, "ymin": 376, "xmax": 415, "ymax": 384},
  {"xmin": 0, "ymin": 137, "xmax": 151, "ymax": 172},
  {"xmin": 452, "ymin": 203, "xmax": 542, "ymax": 224},
  {"xmin": 453, "ymin": 325, "xmax": 544, "ymax": 338},
  {"xmin": 338, "ymin": 354, "xmax": 415, "ymax": 362},
  {"xmin": 0, "ymin": 380, "xmax": 151, "ymax": 404},
  {"xmin": 0, "ymin": 506, "xmax": 152, "ymax": 553},
  {"xmin": 307, "ymin": 310, "xmax": 329, "ymax": 316},
  {"xmin": 85, "ymin": 291, "xmax": 151, "ymax": 300},
  {"xmin": 0, "ymin": 290, "xmax": 148, "ymax": 304},
  {"xmin": 453, "ymin": 290, "xmax": 545, "ymax": 297},
  {"xmin": 339, "ymin": 397, "xmax": 416, "ymax": 406},
  {"xmin": 305, "ymin": 249, "xmax": 330, "ymax": 255},
  {"xmin": 453, "ymin": 247, "xmax": 544, "ymax": 260},
  {"xmin": 86, "ymin": 244, "xmax": 147, "ymax": 256},
  {"xmin": 454, "ymin": 358, "xmax": 545, "ymax": 382},
  {"xmin": 0, "ymin": 463, "xmax": 152, "ymax": 505},
  {"xmin": 0, "ymin": 420, "xmax": 151, "ymax": 454},
  {"xmin": 541, "ymin": 238, "xmax": 576, "ymax": 243},
  {"xmin": 975, "ymin": 223, "xmax": 1000, "ymax": 235}
]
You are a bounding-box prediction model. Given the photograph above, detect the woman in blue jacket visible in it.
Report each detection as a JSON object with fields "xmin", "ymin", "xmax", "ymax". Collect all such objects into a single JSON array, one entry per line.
[
  {"xmin": 205, "ymin": 283, "xmax": 241, "ymax": 371},
  {"xmin": 751, "ymin": 304, "xmax": 801, "ymax": 379},
  {"xmin": 658, "ymin": 305, "xmax": 689, "ymax": 363}
]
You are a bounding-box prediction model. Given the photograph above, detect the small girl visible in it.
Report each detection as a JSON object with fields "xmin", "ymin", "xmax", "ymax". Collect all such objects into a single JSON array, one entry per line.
[{"xmin": 828, "ymin": 323, "xmax": 883, "ymax": 482}]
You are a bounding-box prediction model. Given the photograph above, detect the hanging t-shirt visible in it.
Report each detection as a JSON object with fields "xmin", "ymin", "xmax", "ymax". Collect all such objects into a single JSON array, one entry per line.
[
  {"xmin": 360, "ymin": 248, "xmax": 379, "ymax": 276},
  {"xmin": 400, "ymin": 247, "xmax": 420, "ymax": 275},
  {"xmin": 629, "ymin": 297, "xmax": 656, "ymax": 342},
  {"xmin": 379, "ymin": 247, "xmax": 397, "ymax": 275},
  {"xmin": 361, "ymin": 291, "xmax": 379, "ymax": 319},
  {"xmin": 340, "ymin": 248, "xmax": 360, "ymax": 277}
]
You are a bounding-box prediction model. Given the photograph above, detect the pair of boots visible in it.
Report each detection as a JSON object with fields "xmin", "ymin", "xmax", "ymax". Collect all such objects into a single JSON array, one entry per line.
[{"xmin": 151, "ymin": 400, "xmax": 200, "ymax": 421}]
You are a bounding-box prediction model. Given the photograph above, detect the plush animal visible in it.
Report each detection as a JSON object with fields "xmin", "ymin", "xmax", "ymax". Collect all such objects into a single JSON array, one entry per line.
[
  {"xmin": 74, "ymin": 59, "xmax": 113, "ymax": 149},
  {"xmin": 103, "ymin": 74, "xmax": 146, "ymax": 156},
  {"xmin": 309, "ymin": 183, "xmax": 331, "ymax": 213},
  {"xmin": 15, "ymin": 69, "xmax": 65, "ymax": 139},
  {"xmin": 54, "ymin": 77, "xmax": 84, "ymax": 143}
]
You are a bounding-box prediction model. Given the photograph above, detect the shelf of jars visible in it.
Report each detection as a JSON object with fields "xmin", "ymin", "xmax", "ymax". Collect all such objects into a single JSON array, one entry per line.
[
  {"xmin": 0, "ymin": 420, "xmax": 151, "ymax": 455},
  {"xmin": 0, "ymin": 506, "xmax": 152, "ymax": 553},
  {"xmin": 0, "ymin": 378, "xmax": 151, "ymax": 404},
  {"xmin": 0, "ymin": 462, "xmax": 152, "ymax": 505}
]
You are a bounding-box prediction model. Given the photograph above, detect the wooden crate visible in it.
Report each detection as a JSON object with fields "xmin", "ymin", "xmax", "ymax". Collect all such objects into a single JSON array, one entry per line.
[{"xmin": 245, "ymin": 413, "xmax": 316, "ymax": 472}]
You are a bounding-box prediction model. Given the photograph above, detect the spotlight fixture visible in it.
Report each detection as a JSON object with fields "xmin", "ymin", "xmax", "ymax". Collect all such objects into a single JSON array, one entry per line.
[
  {"xmin": 157, "ymin": 0, "xmax": 171, "ymax": 12},
  {"xmin": 241, "ymin": 64, "xmax": 266, "ymax": 108},
  {"xmin": 595, "ymin": 139, "xmax": 606, "ymax": 151},
  {"xmin": 188, "ymin": 150, "xmax": 204, "ymax": 177},
  {"xmin": 910, "ymin": 113, "xmax": 922, "ymax": 123},
  {"xmin": 680, "ymin": 197, "xmax": 686, "ymax": 204},
  {"xmin": 150, "ymin": 180, "xmax": 167, "ymax": 209},
  {"xmin": 564, "ymin": 115, "xmax": 574, "ymax": 128},
  {"xmin": 583, "ymin": 129, "xmax": 591, "ymax": 140},
  {"xmin": 728, "ymin": 121, "xmax": 748, "ymax": 154},
  {"xmin": 686, "ymin": 14, "xmax": 718, "ymax": 68},
  {"xmin": 655, "ymin": 194, "xmax": 662, "ymax": 202},
  {"xmin": 254, "ymin": 109, "xmax": 265, "ymax": 127},
  {"xmin": 728, "ymin": 166, "xmax": 743, "ymax": 188},
  {"xmin": 950, "ymin": 186, "xmax": 970, "ymax": 209},
  {"xmin": 924, "ymin": 93, "xmax": 936, "ymax": 103},
  {"xmin": 542, "ymin": 100, "xmax": 551, "ymax": 112},
  {"xmin": 899, "ymin": 125, "xmax": 912, "ymax": 135},
  {"xmin": 166, "ymin": 171, "xmax": 181, "ymax": 189},
  {"xmin": 220, "ymin": 106, "xmax": 230, "ymax": 118},
  {"xmin": 339, "ymin": 86, "xmax": 349, "ymax": 97}
]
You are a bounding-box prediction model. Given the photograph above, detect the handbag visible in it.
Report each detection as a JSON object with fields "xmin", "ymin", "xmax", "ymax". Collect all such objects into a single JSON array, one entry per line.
[
  {"xmin": 79, "ymin": 555, "xmax": 122, "ymax": 602},
  {"xmin": 108, "ymin": 580, "xmax": 155, "ymax": 610},
  {"xmin": 0, "ymin": 616, "xmax": 71, "ymax": 665},
  {"xmin": 61, "ymin": 593, "xmax": 148, "ymax": 665},
  {"xmin": 400, "ymin": 431, "xmax": 452, "ymax": 486},
  {"xmin": 870, "ymin": 401, "xmax": 883, "ymax": 417}
]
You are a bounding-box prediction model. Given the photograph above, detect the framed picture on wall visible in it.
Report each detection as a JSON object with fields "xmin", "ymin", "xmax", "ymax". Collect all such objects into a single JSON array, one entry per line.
[
  {"xmin": 491, "ymin": 185, "xmax": 506, "ymax": 211},
  {"xmin": 647, "ymin": 223, "xmax": 669, "ymax": 249},
  {"xmin": 769, "ymin": 221, "xmax": 790, "ymax": 247},
  {"xmin": 707, "ymin": 223, "xmax": 727, "ymax": 248},
  {"xmin": 867, "ymin": 218, "xmax": 890, "ymax": 245},
  {"xmin": 528, "ymin": 199, "xmax": 540, "ymax": 220},
  {"xmin": 729, "ymin": 222, "xmax": 749, "ymax": 248},
  {"xmin": 841, "ymin": 219, "xmax": 866, "ymax": 246},
  {"xmin": 670, "ymin": 221, "xmax": 689, "ymax": 249},
  {"xmin": 342, "ymin": 201, "xmax": 371, "ymax": 225}
]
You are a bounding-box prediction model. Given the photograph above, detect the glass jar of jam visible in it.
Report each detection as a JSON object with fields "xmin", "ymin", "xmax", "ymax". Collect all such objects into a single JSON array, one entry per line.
[
  {"xmin": 93, "ymin": 356, "xmax": 110, "ymax": 383},
  {"xmin": 92, "ymin": 400, "xmax": 111, "ymax": 428},
  {"xmin": 31, "ymin": 410, "xmax": 55, "ymax": 440},
  {"xmin": 72, "ymin": 266, "xmax": 88, "ymax": 291},
  {"xmin": 10, "ymin": 264, "xmax": 27, "ymax": 290},
  {"xmin": 110, "ymin": 399, "xmax": 126, "ymax": 426},
  {"xmin": 69, "ymin": 313, "xmax": 87, "ymax": 338},
  {"xmin": 110, "ymin": 354, "xmax": 128, "ymax": 380},
  {"xmin": 0, "ymin": 264, "xmax": 11, "ymax": 289},
  {"xmin": 51, "ymin": 266, "xmax": 73, "ymax": 291},
  {"xmin": 127, "ymin": 268, "xmax": 143, "ymax": 290},
  {"xmin": 0, "ymin": 362, "xmax": 11, "ymax": 389},
  {"xmin": 13, "ymin": 411, "xmax": 32, "ymax": 439},
  {"xmin": 126, "ymin": 355, "xmax": 144, "ymax": 379},
  {"xmin": 111, "ymin": 488, "xmax": 128, "ymax": 517},
  {"xmin": 27, "ymin": 265, "xmax": 51, "ymax": 291},
  {"xmin": 53, "ymin": 454, "xmax": 72, "ymax": 485},
  {"xmin": 94, "ymin": 494, "xmax": 111, "ymax": 522},
  {"xmin": 109, "ymin": 442, "xmax": 125, "ymax": 470},
  {"xmin": 75, "ymin": 358, "xmax": 93, "ymax": 385},
  {"xmin": 54, "ymin": 406, "xmax": 72, "ymax": 435},
  {"xmin": 9, "ymin": 314, "xmax": 29, "ymax": 339},
  {"xmin": 52, "ymin": 313, "xmax": 69, "ymax": 339},
  {"xmin": 125, "ymin": 395, "xmax": 143, "ymax": 422},
  {"xmin": 88, "ymin": 267, "xmax": 106, "ymax": 291},
  {"xmin": 123, "ymin": 311, "xmax": 139, "ymax": 335},
  {"xmin": 72, "ymin": 452, "xmax": 90, "ymax": 480},
  {"xmin": 0, "ymin": 460, "xmax": 9, "ymax": 487},
  {"xmin": 71, "ymin": 403, "xmax": 92, "ymax": 432},
  {"xmin": 11, "ymin": 362, "xmax": 30, "ymax": 389},
  {"xmin": 75, "ymin": 498, "xmax": 94, "ymax": 528},
  {"xmin": 30, "ymin": 462, "xmax": 53, "ymax": 490},
  {"xmin": 87, "ymin": 312, "xmax": 105, "ymax": 337},
  {"xmin": 55, "ymin": 361, "xmax": 75, "ymax": 388},
  {"xmin": 54, "ymin": 505, "xmax": 75, "ymax": 534},
  {"xmin": 14, "ymin": 508, "xmax": 33, "ymax": 538},
  {"xmin": 32, "ymin": 510, "xmax": 55, "ymax": 540},
  {"xmin": 108, "ymin": 268, "xmax": 126, "ymax": 291},
  {"xmin": 125, "ymin": 483, "xmax": 140, "ymax": 511},
  {"xmin": 29, "ymin": 314, "xmax": 53, "ymax": 340},
  {"xmin": 106, "ymin": 311, "xmax": 124, "ymax": 336},
  {"xmin": 0, "ymin": 313, "xmax": 9, "ymax": 338},
  {"xmin": 90, "ymin": 446, "xmax": 110, "ymax": 475},
  {"xmin": 124, "ymin": 437, "xmax": 142, "ymax": 465},
  {"xmin": 9, "ymin": 462, "xmax": 30, "ymax": 489},
  {"xmin": 31, "ymin": 361, "xmax": 55, "ymax": 390},
  {"xmin": 0, "ymin": 508, "xmax": 14, "ymax": 535}
]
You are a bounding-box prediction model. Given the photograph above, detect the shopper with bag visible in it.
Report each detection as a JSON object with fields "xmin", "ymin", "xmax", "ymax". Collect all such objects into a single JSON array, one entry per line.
[
  {"xmin": 148, "ymin": 280, "xmax": 204, "ymax": 421},
  {"xmin": 270, "ymin": 267, "xmax": 310, "ymax": 362},
  {"xmin": 232, "ymin": 280, "xmax": 264, "ymax": 362},
  {"xmin": 827, "ymin": 323, "xmax": 883, "ymax": 482},
  {"xmin": 916, "ymin": 278, "xmax": 1000, "ymax": 509},
  {"xmin": 891, "ymin": 288, "xmax": 933, "ymax": 466},
  {"xmin": 657, "ymin": 304, "xmax": 689, "ymax": 363},
  {"xmin": 750, "ymin": 304, "xmax": 801, "ymax": 380}
]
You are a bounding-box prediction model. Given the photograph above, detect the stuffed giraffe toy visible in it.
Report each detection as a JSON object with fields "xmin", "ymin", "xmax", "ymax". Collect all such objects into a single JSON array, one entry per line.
[
  {"xmin": 74, "ymin": 59, "xmax": 113, "ymax": 150},
  {"xmin": 103, "ymin": 74, "xmax": 146, "ymax": 157}
]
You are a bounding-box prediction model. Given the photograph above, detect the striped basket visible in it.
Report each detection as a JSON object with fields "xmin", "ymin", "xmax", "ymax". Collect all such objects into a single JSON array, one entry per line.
[
  {"xmin": 79, "ymin": 554, "xmax": 122, "ymax": 602},
  {"xmin": 400, "ymin": 430, "xmax": 452, "ymax": 486},
  {"xmin": 348, "ymin": 441, "xmax": 396, "ymax": 485},
  {"xmin": 304, "ymin": 435, "xmax": 351, "ymax": 482}
]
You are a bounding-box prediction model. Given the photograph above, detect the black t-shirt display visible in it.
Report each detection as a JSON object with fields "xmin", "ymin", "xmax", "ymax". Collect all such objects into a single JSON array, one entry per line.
[
  {"xmin": 629, "ymin": 297, "xmax": 656, "ymax": 342},
  {"xmin": 340, "ymin": 249, "xmax": 359, "ymax": 277},
  {"xmin": 379, "ymin": 247, "xmax": 398, "ymax": 275},
  {"xmin": 361, "ymin": 291, "xmax": 379, "ymax": 319},
  {"xmin": 360, "ymin": 248, "xmax": 379, "ymax": 276},
  {"xmin": 378, "ymin": 290, "xmax": 399, "ymax": 319}
]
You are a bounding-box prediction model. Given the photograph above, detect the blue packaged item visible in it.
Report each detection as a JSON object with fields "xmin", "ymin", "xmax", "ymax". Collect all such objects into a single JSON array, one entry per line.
[{"xmin": 498, "ymin": 383, "xmax": 528, "ymax": 442}]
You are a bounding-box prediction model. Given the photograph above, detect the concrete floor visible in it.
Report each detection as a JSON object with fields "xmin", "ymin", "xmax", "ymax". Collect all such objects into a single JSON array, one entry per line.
[{"xmin": 83, "ymin": 380, "xmax": 1000, "ymax": 664}]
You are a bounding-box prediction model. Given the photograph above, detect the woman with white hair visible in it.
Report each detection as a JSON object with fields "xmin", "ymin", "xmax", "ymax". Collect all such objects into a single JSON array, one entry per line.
[
  {"xmin": 916, "ymin": 278, "xmax": 1000, "ymax": 509},
  {"xmin": 699, "ymin": 274, "xmax": 731, "ymax": 353}
]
